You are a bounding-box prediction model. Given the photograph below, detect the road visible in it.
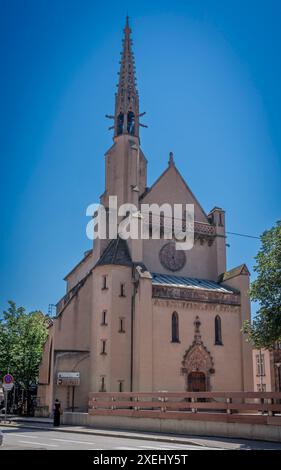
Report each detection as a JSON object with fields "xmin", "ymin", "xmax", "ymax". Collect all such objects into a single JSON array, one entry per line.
[{"xmin": 0, "ymin": 426, "xmax": 217, "ymax": 450}]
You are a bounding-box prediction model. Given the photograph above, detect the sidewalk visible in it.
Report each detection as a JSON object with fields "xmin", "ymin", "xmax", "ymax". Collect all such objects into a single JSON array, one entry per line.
[{"xmin": 1, "ymin": 415, "xmax": 281, "ymax": 450}]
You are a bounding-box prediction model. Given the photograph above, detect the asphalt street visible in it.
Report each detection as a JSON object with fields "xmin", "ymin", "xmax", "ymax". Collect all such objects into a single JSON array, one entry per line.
[
  {"xmin": 0, "ymin": 426, "xmax": 219, "ymax": 450},
  {"xmin": 0, "ymin": 426, "xmax": 215, "ymax": 450}
]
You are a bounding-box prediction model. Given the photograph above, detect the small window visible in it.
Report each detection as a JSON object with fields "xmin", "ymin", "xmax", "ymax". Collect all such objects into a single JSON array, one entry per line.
[
  {"xmin": 171, "ymin": 312, "xmax": 179, "ymax": 343},
  {"xmin": 101, "ymin": 339, "xmax": 107, "ymax": 355},
  {"xmin": 100, "ymin": 376, "xmax": 106, "ymax": 392},
  {"xmin": 119, "ymin": 317, "xmax": 125, "ymax": 333},
  {"xmin": 102, "ymin": 275, "xmax": 108, "ymax": 290},
  {"xmin": 101, "ymin": 310, "xmax": 107, "ymax": 326},
  {"xmin": 118, "ymin": 380, "xmax": 124, "ymax": 392},
  {"xmin": 256, "ymin": 353, "xmax": 265, "ymax": 376},
  {"xmin": 215, "ymin": 315, "xmax": 223, "ymax": 345},
  {"xmin": 120, "ymin": 283, "xmax": 126, "ymax": 297}
]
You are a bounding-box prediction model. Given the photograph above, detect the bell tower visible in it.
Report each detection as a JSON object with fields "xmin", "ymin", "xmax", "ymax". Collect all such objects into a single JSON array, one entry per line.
[{"xmin": 102, "ymin": 17, "xmax": 147, "ymax": 210}]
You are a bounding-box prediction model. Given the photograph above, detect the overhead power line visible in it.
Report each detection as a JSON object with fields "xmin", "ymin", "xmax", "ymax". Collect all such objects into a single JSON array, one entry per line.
[{"xmin": 226, "ymin": 231, "xmax": 260, "ymax": 240}]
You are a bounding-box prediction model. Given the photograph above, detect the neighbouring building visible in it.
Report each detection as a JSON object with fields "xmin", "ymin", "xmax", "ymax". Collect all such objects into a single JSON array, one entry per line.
[
  {"xmin": 37, "ymin": 18, "xmax": 253, "ymax": 415},
  {"xmin": 253, "ymin": 346, "xmax": 281, "ymax": 392}
]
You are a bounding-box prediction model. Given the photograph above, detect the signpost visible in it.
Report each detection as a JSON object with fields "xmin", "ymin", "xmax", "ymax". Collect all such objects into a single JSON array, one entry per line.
[
  {"xmin": 2, "ymin": 374, "xmax": 14, "ymax": 422},
  {"xmin": 57, "ymin": 372, "xmax": 80, "ymax": 386}
]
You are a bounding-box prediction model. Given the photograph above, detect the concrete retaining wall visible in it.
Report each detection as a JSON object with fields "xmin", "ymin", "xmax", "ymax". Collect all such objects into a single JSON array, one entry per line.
[{"xmin": 62, "ymin": 412, "xmax": 281, "ymax": 442}]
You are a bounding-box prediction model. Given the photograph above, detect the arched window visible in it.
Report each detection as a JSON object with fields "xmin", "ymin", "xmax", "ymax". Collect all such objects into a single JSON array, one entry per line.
[
  {"xmin": 215, "ymin": 315, "xmax": 223, "ymax": 345},
  {"xmin": 171, "ymin": 312, "xmax": 179, "ymax": 343}
]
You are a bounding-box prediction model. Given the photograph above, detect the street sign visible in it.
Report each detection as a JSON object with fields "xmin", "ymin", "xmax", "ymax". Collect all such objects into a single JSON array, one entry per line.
[
  {"xmin": 3, "ymin": 383, "xmax": 14, "ymax": 391},
  {"xmin": 2, "ymin": 376, "xmax": 14, "ymax": 422},
  {"xmin": 3, "ymin": 374, "xmax": 14, "ymax": 385},
  {"xmin": 57, "ymin": 371, "xmax": 80, "ymax": 386}
]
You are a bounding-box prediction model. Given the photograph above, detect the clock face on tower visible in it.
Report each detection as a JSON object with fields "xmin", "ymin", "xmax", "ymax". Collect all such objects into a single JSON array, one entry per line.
[{"xmin": 159, "ymin": 242, "xmax": 186, "ymax": 272}]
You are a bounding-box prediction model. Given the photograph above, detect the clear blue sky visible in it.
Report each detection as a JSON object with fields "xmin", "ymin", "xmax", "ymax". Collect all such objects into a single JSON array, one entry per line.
[{"xmin": 0, "ymin": 0, "xmax": 280, "ymax": 316}]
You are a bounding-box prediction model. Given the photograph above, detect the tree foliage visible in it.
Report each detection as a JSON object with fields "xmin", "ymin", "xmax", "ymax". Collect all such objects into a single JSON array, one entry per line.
[
  {"xmin": 243, "ymin": 220, "xmax": 281, "ymax": 349},
  {"xmin": 0, "ymin": 300, "xmax": 49, "ymax": 388}
]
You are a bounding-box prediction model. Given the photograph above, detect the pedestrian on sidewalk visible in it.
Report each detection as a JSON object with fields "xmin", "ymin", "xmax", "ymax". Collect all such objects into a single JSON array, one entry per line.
[{"xmin": 53, "ymin": 399, "xmax": 62, "ymax": 427}]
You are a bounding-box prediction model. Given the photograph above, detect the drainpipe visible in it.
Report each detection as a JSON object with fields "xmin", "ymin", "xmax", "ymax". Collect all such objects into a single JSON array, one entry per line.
[{"xmin": 130, "ymin": 265, "xmax": 138, "ymax": 392}]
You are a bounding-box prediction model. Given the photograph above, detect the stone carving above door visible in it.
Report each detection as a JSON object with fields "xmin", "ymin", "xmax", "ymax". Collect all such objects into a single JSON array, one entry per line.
[{"xmin": 181, "ymin": 316, "xmax": 215, "ymax": 390}]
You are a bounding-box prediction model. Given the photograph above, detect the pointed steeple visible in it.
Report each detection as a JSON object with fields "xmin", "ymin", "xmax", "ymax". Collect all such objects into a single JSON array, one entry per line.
[{"xmin": 106, "ymin": 17, "xmax": 146, "ymax": 140}]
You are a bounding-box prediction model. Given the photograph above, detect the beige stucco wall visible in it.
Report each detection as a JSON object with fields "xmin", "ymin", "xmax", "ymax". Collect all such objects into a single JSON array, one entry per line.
[
  {"xmin": 222, "ymin": 274, "xmax": 253, "ymax": 391},
  {"xmin": 54, "ymin": 274, "xmax": 92, "ymax": 352},
  {"xmin": 142, "ymin": 237, "xmax": 219, "ymax": 280},
  {"xmin": 51, "ymin": 352, "xmax": 90, "ymax": 412},
  {"xmin": 102, "ymin": 134, "xmax": 147, "ymax": 210},
  {"xmin": 38, "ymin": 274, "xmax": 93, "ymax": 413},
  {"xmin": 65, "ymin": 251, "xmax": 94, "ymax": 292},
  {"xmin": 90, "ymin": 264, "xmax": 133, "ymax": 393},
  {"xmin": 151, "ymin": 300, "xmax": 243, "ymax": 392},
  {"xmin": 141, "ymin": 163, "xmax": 208, "ymax": 223}
]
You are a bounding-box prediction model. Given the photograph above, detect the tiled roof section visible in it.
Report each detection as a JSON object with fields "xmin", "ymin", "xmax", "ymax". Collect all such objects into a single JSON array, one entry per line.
[
  {"xmin": 218, "ymin": 264, "xmax": 250, "ymax": 283},
  {"xmin": 95, "ymin": 238, "xmax": 132, "ymax": 267},
  {"xmin": 152, "ymin": 273, "xmax": 234, "ymax": 293}
]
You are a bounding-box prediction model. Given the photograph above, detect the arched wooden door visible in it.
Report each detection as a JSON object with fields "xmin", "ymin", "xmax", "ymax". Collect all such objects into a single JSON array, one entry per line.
[{"xmin": 188, "ymin": 371, "xmax": 206, "ymax": 392}]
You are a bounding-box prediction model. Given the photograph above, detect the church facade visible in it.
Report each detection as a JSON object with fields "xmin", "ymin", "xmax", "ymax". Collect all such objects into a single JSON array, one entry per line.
[{"xmin": 38, "ymin": 18, "xmax": 253, "ymax": 414}]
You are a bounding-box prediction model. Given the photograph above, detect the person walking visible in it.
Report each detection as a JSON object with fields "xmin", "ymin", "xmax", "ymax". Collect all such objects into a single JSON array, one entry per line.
[{"xmin": 53, "ymin": 399, "xmax": 62, "ymax": 427}]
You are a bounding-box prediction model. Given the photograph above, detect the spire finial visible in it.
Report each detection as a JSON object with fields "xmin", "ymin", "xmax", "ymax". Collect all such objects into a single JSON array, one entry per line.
[{"xmin": 168, "ymin": 151, "xmax": 174, "ymax": 166}]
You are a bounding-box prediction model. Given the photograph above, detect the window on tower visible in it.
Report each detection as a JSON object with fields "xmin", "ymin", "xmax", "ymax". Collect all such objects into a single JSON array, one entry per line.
[
  {"xmin": 100, "ymin": 339, "xmax": 107, "ymax": 355},
  {"xmin": 117, "ymin": 113, "xmax": 124, "ymax": 135},
  {"xmin": 102, "ymin": 275, "xmax": 108, "ymax": 290},
  {"xmin": 120, "ymin": 283, "xmax": 126, "ymax": 297},
  {"xmin": 119, "ymin": 317, "xmax": 125, "ymax": 333},
  {"xmin": 127, "ymin": 111, "xmax": 135, "ymax": 134},
  {"xmin": 101, "ymin": 310, "xmax": 107, "ymax": 326}
]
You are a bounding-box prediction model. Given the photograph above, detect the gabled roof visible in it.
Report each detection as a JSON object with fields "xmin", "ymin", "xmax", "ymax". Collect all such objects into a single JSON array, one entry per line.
[
  {"xmin": 218, "ymin": 264, "xmax": 250, "ymax": 283},
  {"xmin": 95, "ymin": 237, "xmax": 132, "ymax": 267},
  {"xmin": 152, "ymin": 273, "xmax": 234, "ymax": 293},
  {"xmin": 140, "ymin": 161, "xmax": 209, "ymax": 223}
]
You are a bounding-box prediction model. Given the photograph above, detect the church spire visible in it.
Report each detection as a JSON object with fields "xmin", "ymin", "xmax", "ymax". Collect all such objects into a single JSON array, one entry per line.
[{"xmin": 106, "ymin": 17, "xmax": 146, "ymax": 140}]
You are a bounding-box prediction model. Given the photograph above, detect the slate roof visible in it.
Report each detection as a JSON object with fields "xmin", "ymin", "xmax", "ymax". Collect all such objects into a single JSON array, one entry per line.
[
  {"xmin": 151, "ymin": 273, "xmax": 234, "ymax": 293},
  {"xmin": 95, "ymin": 238, "xmax": 133, "ymax": 267}
]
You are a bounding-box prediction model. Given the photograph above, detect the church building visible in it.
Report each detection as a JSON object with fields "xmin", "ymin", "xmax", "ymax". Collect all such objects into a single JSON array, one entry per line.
[{"xmin": 38, "ymin": 18, "xmax": 253, "ymax": 414}]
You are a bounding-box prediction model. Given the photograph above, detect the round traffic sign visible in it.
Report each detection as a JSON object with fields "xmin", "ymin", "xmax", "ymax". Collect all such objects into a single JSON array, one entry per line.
[{"xmin": 3, "ymin": 374, "xmax": 14, "ymax": 385}]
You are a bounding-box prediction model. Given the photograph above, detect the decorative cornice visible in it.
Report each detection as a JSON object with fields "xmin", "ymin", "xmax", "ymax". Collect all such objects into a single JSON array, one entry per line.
[
  {"xmin": 152, "ymin": 298, "xmax": 240, "ymax": 312},
  {"xmin": 152, "ymin": 285, "xmax": 240, "ymax": 306}
]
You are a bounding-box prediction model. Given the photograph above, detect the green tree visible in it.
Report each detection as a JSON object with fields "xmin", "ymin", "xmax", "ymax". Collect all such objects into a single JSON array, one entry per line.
[
  {"xmin": 243, "ymin": 220, "xmax": 281, "ymax": 348},
  {"xmin": 0, "ymin": 301, "xmax": 49, "ymax": 410}
]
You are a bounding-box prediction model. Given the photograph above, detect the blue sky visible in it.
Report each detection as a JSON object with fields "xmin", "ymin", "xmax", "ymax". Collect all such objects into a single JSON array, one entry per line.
[{"xmin": 0, "ymin": 0, "xmax": 280, "ymax": 316}]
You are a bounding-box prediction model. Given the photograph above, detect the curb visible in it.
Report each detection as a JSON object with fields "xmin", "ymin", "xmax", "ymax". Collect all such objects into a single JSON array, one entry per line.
[{"xmin": 0, "ymin": 421, "xmax": 209, "ymax": 448}]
